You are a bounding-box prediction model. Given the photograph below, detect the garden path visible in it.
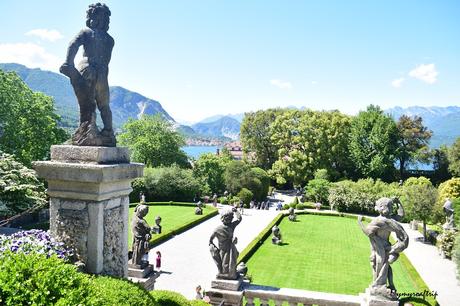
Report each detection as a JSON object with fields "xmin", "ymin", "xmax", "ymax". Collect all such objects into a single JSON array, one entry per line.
[
  {"xmin": 148, "ymin": 203, "xmax": 279, "ymax": 299},
  {"xmin": 401, "ymin": 224, "xmax": 460, "ymax": 306}
]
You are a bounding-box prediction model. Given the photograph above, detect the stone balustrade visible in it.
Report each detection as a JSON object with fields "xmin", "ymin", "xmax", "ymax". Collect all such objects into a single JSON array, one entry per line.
[{"xmin": 243, "ymin": 285, "xmax": 361, "ymax": 306}]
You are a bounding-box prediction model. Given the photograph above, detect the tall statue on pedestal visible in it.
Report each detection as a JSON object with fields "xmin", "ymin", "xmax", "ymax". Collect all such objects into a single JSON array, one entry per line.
[
  {"xmin": 131, "ymin": 204, "xmax": 152, "ymax": 268},
  {"xmin": 60, "ymin": 2, "xmax": 116, "ymax": 147},
  {"xmin": 358, "ymin": 197, "xmax": 409, "ymax": 302},
  {"xmin": 443, "ymin": 198, "xmax": 455, "ymax": 230},
  {"xmin": 209, "ymin": 207, "xmax": 242, "ymax": 280}
]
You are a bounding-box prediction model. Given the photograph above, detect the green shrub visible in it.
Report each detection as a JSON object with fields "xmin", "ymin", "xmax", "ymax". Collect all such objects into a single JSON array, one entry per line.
[
  {"xmin": 237, "ymin": 188, "xmax": 253, "ymax": 204},
  {"xmin": 283, "ymin": 203, "xmax": 290, "ymax": 210},
  {"xmin": 438, "ymin": 230, "xmax": 456, "ymax": 259},
  {"xmin": 0, "ymin": 252, "xmax": 91, "ymax": 306},
  {"xmin": 314, "ymin": 168, "xmax": 329, "ymax": 180},
  {"xmin": 436, "ymin": 178, "xmax": 460, "ymax": 223},
  {"xmin": 453, "ymin": 198, "xmax": 460, "ymax": 228},
  {"xmin": 218, "ymin": 196, "xmax": 228, "ymax": 204},
  {"xmin": 295, "ymin": 203, "xmax": 305, "ymax": 210},
  {"xmin": 88, "ymin": 276, "xmax": 157, "ymax": 306},
  {"xmin": 289, "ymin": 196, "xmax": 299, "ymax": 208},
  {"xmin": 305, "ymin": 178, "xmax": 331, "ymax": 204},
  {"xmin": 454, "ymin": 233, "xmax": 460, "ymax": 280},
  {"xmin": 403, "ymin": 176, "xmax": 432, "ymax": 187},
  {"xmin": 150, "ymin": 290, "xmax": 191, "ymax": 306},
  {"xmin": 190, "ymin": 300, "xmax": 210, "ymax": 306}
]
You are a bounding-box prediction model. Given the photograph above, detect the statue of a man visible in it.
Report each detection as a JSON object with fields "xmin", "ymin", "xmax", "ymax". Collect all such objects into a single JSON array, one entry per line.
[
  {"xmin": 131, "ymin": 204, "xmax": 152, "ymax": 267},
  {"xmin": 60, "ymin": 3, "xmax": 115, "ymax": 146},
  {"xmin": 358, "ymin": 197, "xmax": 409, "ymax": 301},
  {"xmin": 209, "ymin": 207, "xmax": 242, "ymax": 280}
]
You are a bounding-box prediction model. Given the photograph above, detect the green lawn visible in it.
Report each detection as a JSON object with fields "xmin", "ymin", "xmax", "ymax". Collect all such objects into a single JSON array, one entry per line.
[
  {"xmin": 128, "ymin": 203, "xmax": 216, "ymax": 247},
  {"xmin": 246, "ymin": 214, "xmax": 433, "ymax": 304}
]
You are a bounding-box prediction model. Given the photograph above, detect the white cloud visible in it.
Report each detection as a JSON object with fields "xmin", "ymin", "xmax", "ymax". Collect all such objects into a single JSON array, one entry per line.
[
  {"xmin": 270, "ymin": 79, "xmax": 292, "ymax": 90},
  {"xmin": 408, "ymin": 63, "xmax": 438, "ymax": 84},
  {"xmin": 0, "ymin": 43, "xmax": 62, "ymax": 71},
  {"xmin": 25, "ymin": 29, "xmax": 63, "ymax": 42},
  {"xmin": 391, "ymin": 78, "xmax": 405, "ymax": 88}
]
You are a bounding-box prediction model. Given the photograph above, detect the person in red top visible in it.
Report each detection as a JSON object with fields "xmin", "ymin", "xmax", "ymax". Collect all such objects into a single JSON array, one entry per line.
[{"xmin": 155, "ymin": 251, "xmax": 162, "ymax": 271}]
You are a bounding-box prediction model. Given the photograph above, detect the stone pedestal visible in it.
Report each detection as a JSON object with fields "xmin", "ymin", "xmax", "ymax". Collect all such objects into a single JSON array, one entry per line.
[
  {"xmin": 207, "ymin": 277, "xmax": 244, "ymax": 306},
  {"xmin": 34, "ymin": 145, "xmax": 143, "ymax": 277},
  {"xmin": 128, "ymin": 262, "xmax": 158, "ymax": 291},
  {"xmin": 360, "ymin": 288, "xmax": 399, "ymax": 306}
]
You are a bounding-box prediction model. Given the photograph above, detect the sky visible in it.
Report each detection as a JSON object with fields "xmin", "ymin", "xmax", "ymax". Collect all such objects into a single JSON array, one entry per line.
[{"xmin": 0, "ymin": 1, "xmax": 459, "ymax": 123}]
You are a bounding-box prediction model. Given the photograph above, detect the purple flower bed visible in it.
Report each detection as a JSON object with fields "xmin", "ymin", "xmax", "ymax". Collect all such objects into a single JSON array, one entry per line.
[{"xmin": 0, "ymin": 229, "xmax": 73, "ymax": 260}]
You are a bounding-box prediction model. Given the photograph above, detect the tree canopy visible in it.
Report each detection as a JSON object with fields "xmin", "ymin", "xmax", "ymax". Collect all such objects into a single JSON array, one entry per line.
[
  {"xmin": 118, "ymin": 115, "xmax": 189, "ymax": 168},
  {"xmin": 447, "ymin": 137, "xmax": 460, "ymax": 177},
  {"xmin": 0, "ymin": 70, "xmax": 68, "ymax": 166}
]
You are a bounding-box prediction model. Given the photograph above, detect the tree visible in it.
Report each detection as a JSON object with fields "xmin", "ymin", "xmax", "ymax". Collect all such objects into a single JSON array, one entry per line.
[
  {"xmin": 448, "ymin": 137, "xmax": 460, "ymax": 177},
  {"xmin": 118, "ymin": 115, "xmax": 189, "ymax": 168},
  {"xmin": 305, "ymin": 179, "xmax": 331, "ymax": 204},
  {"xmin": 240, "ymin": 109, "xmax": 283, "ymax": 170},
  {"xmin": 269, "ymin": 109, "xmax": 353, "ymax": 185},
  {"xmin": 348, "ymin": 105, "xmax": 398, "ymax": 180},
  {"xmin": 0, "ymin": 70, "xmax": 68, "ymax": 166},
  {"xmin": 0, "ymin": 152, "xmax": 46, "ymax": 218},
  {"xmin": 403, "ymin": 184, "xmax": 437, "ymax": 242},
  {"xmin": 432, "ymin": 145, "xmax": 451, "ymax": 184},
  {"xmin": 396, "ymin": 115, "xmax": 432, "ymax": 178},
  {"xmin": 193, "ymin": 153, "xmax": 232, "ymax": 195},
  {"xmin": 223, "ymin": 161, "xmax": 269, "ymax": 201}
]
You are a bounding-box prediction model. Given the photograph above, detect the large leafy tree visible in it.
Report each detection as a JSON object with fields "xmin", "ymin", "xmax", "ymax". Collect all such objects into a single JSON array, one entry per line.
[
  {"xmin": 193, "ymin": 153, "xmax": 232, "ymax": 195},
  {"xmin": 348, "ymin": 105, "xmax": 398, "ymax": 180},
  {"xmin": 0, "ymin": 70, "xmax": 68, "ymax": 166},
  {"xmin": 269, "ymin": 109, "xmax": 353, "ymax": 185},
  {"xmin": 223, "ymin": 161, "xmax": 270, "ymax": 201},
  {"xmin": 240, "ymin": 108, "xmax": 283, "ymax": 170},
  {"xmin": 118, "ymin": 115, "xmax": 189, "ymax": 168},
  {"xmin": 0, "ymin": 152, "xmax": 46, "ymax": 218},
  {"xmin": 396, "ymin": 115, "xmax": 432, "ymax": 178},
  {"xmin": 447, "ymin": 137, "xmax": 460, "ymax": 177}
]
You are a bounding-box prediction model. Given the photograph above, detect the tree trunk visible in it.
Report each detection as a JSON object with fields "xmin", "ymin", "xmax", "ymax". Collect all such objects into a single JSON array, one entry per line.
[
  {"xmin": 399, "ymin": 157, "xmax": 405, "ymax": 180},
  {"xmin": 423, "ymin": 221, "xmax": 427, "ymax": 243}
]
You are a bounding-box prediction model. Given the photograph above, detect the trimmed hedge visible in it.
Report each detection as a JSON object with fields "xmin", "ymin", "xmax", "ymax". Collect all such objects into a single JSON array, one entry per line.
[
  {"xmin": 130, "ymin": 202, "xmax": 219, "ymax": 247},
  {"xmin": 150, "ymin": 290, "xmax": 191, "ymax": 306}
]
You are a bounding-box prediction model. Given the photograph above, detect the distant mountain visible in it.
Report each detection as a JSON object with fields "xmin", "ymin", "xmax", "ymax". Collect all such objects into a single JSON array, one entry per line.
[
  {"xmin": 198, "ymin": 113, "xmax": 244, "ymax": 124},
  {"xmin": 192, "ymin": 116, "xmax": 241, "ymax": 140},
  {"xmin": 0, "ymin": 63, "xmax": 174, "ymax": 130},
  {"xmin": 386, "ymin": 106, "xmax": 460, "ymax": 148}
]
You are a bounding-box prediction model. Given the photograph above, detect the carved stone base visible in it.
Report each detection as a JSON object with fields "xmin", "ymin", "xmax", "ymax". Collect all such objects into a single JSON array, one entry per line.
[
  {"xmin": 206, "ymin": 288, "xmax": 243, "ymax": 306},
  {"xmin": 211, "ymin": 277, "xmax": 243, "ymax": 291},
  {"xmin": 360, "ymin": 288, "xmax": 399, "ymax": 306},
  {"xmin": 128, "ymin": 261, "xmax": 152, "ymax": 278},
  {"xmin": 128, "ymin": 266, "xmax": 158, "ymax": 291},
  {"xmin": 72, "ymin": 121, "xmax": 116, "ymax": 147}
]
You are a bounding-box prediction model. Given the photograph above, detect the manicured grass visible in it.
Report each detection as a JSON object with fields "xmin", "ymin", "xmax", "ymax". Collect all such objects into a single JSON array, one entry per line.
[
  {"xmin": 128, "ymin": 203, "xmax": 217, "ymax": 247},
  {"xmin": 246, "ymin": 214, "xmax": 436, "ymax": 305}
]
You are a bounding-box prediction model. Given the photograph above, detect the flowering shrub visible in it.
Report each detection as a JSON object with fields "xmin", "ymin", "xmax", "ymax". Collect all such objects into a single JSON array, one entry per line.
[{"xmin": 0, "ymin": 229, "xmax": 73, "ymax": 261}]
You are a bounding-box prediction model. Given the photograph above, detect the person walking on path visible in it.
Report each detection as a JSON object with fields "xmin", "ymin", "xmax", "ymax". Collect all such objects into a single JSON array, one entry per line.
[{"xmin": 155, "ymin": 251, "xmax": 162, "ymax": 271}]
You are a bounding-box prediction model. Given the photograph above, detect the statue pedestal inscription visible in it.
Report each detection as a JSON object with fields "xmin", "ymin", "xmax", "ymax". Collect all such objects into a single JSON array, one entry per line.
[
  {"xmin": 207, "ymin": 277, "xmax": 244, "ymax": 306},
  {"xmin": 34, "ymin": 145, "xmax": 143, "ymax": 277}
]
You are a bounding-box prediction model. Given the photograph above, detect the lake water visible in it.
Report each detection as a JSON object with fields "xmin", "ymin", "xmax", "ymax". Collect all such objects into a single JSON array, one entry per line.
[{"xmin": 182, "ymin": 146, "xmax": 220, "ymax": 159}]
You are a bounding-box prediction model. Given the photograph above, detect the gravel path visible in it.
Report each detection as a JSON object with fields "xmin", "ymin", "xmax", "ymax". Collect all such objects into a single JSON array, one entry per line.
[{"xmin": 148, "ymin": 204, "xmax": 279, "ymax": 299}]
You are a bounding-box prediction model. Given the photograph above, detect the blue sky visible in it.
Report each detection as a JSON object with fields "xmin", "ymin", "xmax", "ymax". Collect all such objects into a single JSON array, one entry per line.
[{"xmin": 0, "ymin": 1, "xmax": 459, "ymax": 123}]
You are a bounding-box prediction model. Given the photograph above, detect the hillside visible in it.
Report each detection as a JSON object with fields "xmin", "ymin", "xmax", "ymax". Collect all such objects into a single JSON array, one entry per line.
[{"xmin": 192, "ymin": 116, "xmax": 240, "ymax": 140}]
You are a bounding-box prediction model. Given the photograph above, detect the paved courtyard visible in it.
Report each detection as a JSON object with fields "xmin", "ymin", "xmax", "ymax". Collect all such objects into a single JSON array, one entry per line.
[{"xmin": 149, "ymin": 204, "xmax": 279, "ymax": 299}]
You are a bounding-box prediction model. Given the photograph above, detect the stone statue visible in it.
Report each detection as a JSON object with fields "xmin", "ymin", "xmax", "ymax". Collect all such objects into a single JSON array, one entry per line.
[
  {"xmin": 131, "ymin": 204, "xmax": 152, "ymax": 268},
  {"xmin": 60, "ymin": 3, "xmax": 116, "ymax": 147},
  {"xmin": 195, "ymin": 201, "xmax": 203, "ymax": 215},
  {"xmin": 288, "ymin": 207, "xmax": 296, "ymax": 221},
  {"xmin": 209, "ymin": 207, "xmax": 242, "ymax": 280},
  {"xmin": 443, "ymin": 198, "xmax": 455, "ymax": 230},
  {"xmin": 271, "ymin": 225, "xmax": 282, "ymax": 245},
  {"xmin": 152, "ymin": 215, "xmax": 162, "ymax": 234},
  {"xmin": 358, "ymin": 197, "xmax": 409, "ymax": 301}
]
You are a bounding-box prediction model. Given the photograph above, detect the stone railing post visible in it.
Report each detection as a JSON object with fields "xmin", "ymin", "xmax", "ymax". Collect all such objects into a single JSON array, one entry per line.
[{"xmin": 34, "ymin": 145, "xmax": 143, "ymax": 277}]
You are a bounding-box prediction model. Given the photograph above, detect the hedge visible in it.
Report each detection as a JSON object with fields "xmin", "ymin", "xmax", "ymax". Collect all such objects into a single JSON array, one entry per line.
[{"xmin": 150, "ymin": 290, "xmax": 191, "ymax": 306}]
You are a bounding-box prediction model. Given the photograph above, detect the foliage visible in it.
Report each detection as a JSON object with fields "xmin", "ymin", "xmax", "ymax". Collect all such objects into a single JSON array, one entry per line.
[
  {"xmin": 447, "ymin": 137, "xmax": 460, "ymax": 177},
  {"xmin": 295, "ymin": 203, "xmax": 305, "ymax": 210},
  {"xmin": 403, "ymin": 184, "xmax": 438, "ymax": 241},
  {"xmin": 0, "ymin": 252, "xmax": 91, "ymax": 306},
  {"xmin": 218, "ymin": 196, "xmax": 228, "ymax": 204},
  {"xmin": 436, "ymin": 178, "xmax": 460, "ymax": 223},
  {"xmin": 150, "ymin": 290, "xmax": 191, "ymax": 306},
  {"xmin": 314, "ymin": 168, "xmax": 330, "ymax": 180},
  {"xmin": 237, "ymin": 188, "xmax": 253, "ymax": 204},
  {"xmin": 269, "ymin": 109, "xmax": 353, "ymax": 185},
  {"xmin": 396, "ymin": 115, "xmax": 432, "ymax": 178},
  {"xmin": 118, "ymin": 115, "xmax": 189, "ymax": 168},
  {"xmin": 348, "ymin": 105, "xmax": 398, "ymax": 181},
  {"xmin": 192, "ymin": 153, "xmax": 231, "ymax": 195},
  {"xmin": 0, "ymin": 230, "xmax": 73, "ymax": 261},
  {"xmin": 328, "ymin": 179, "xmax": 401, "ymax": 214},
  {"xmin": 190, "ymin": 300, "xmax": 210, "ymax": 306},
  {"xmin": 0, "ymin": 152, "xmax": 47, "ymax": 217},
  {"xmin": 240, "ymin": 108, "xmax": 283, "ymax": 170},
  {"xmin": 283, "ymin": 203, "xmax": 290, "ymax": 210},
  {"xmin": 438, "ymin": 230, "xmax": 456, "ymax": 259},
  {"xmin": 432, "ymin": 145, "xmax": 451, "ymax": 184},
  {"xmin": 401, "ymin": 177, "xmax": 433, "ymax": 221},
  {"xmin": 305, "ymin": 178, "xmax": 331, "ymax": 204},
  {"xmin": 0, "ymin": 70, "xmax": 68, "ymax": 166},
  {"xmin": 453, "ymin": 198, "xmax": 460, "ymax": 229},
  {"xmin": 403, "ymin": 176, "xmax": 432, "ymax": 187},
  {"xmin": 142, "ymin": 166, "xmax": 200, "ymax": 202},
  {"xmin": 88, "ymin": 276, "xmax": 157, "ymax": 306},
  {"xmin": 454, "ymin": 233, "xmax": 460, "ymax": 280},
  {"xmin": 289, "ymin": 196, "xmax": 299, "ymax": 208},
  {"xmin": 223, "ymin": 161, "xmax": 269, "ymax": 201}
]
